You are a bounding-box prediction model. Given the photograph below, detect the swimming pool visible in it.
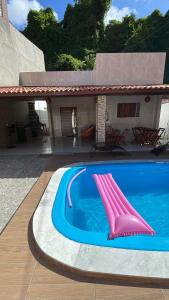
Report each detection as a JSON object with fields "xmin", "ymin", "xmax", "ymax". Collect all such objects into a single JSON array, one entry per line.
[{"xmin": 52, "ymin": 161, "xmax": 169, "ymax": 251}]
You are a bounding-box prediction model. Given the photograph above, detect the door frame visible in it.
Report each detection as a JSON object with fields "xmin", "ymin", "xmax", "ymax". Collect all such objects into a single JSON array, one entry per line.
[{"xmin": 60, "ymin": 107, "xmax": 78, "ymax": 137}]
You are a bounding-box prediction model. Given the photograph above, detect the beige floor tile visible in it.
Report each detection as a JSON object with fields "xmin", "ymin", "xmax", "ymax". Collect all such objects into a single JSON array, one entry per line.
[
  {"xmin": 19, "ymin": 205, "xmax": 39, "ymax": 216},
  {"xmin": 2, "ymin": 214, "xmax": 31, "ymax": 233},
  {"xmin": 0, "ymin": 285, "xmax": 28, "ymax": 300},
  {"xmin": 96, "ymin": 291, "xmax": 164, "ymax": 300},
  {"xmin": 161, "ymin": 289, "xmax": 169, "ymax": 299},
  {"xmin": 0, "ymin": 229, "xmax": 29, "ymax": 244},
  {"xmin": 31, "ymin": 263, "xmax": 78, "ymax": 284},
  {"xmin": 95, "ymin": 284, "xmax": 161, "ymax": 297},
  {"xmin": 0, "ymin": 244, "xmax": 34, "ymax": 264},
  {"xmin": 25, "ymin": 296, "xmax": 94, "ymax": 300},
  {"xmin": 16, "ymin": 195, "xmax": 42, "ymax": 213},
  {"xmin": 27, "ymin": 283, "xmax": 95, "ymax": 299},
  {"xmin": 9, "ymin": 211, "xmax": 32, "ymax": 220},
  {"xmin": 0, "ymin": 262, "xmax": 36, "ymax": 285},
  {"xmin": 16, "ymin": 172, "xmax": 52, "ymax": 211}
]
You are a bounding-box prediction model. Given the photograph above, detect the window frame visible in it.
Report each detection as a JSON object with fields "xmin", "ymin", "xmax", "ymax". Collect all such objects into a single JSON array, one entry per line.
[{"xmin": 117, "ymin": 102, "xmax": 140, "ymax": 118}]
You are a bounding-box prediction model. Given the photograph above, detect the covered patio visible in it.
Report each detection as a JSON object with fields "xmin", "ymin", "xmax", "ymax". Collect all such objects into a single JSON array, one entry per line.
[{"xmin": 0, "ymin": 84, "xmax": 169, "ymax": 154}]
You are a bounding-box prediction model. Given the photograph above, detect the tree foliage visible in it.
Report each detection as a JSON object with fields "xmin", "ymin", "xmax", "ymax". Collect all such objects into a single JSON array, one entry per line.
[
  {"xmin": 62, "ymin": 0, "xmax": 111, "ymax": 57},
  {"xmin": 123, "ymin": 10, "xmax": 169, "ymax": 82},
  {"xmin": 22, "ymin": 2, "xmax": 169, "ymax": 82},
  {"xmin": 23, "ymin": 8, "xmax": 62, "ymax": 70},
  {"xmin": 101, "ymin": 15, "xmax": 137, "ymax": 52},
  {"xmin": 49, "ymin": 54, "xmax": 83, "ymax": 71}
]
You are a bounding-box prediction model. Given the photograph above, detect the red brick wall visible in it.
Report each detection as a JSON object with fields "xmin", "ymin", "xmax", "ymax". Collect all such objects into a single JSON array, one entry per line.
[{"xmin": 1, "ymin": 0, "xmax": 8, "ymax": 21}]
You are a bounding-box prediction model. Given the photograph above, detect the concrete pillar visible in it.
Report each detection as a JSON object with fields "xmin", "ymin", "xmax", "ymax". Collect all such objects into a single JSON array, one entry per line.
[
  {"xmin": 96, "ymin": 95, "xmax": 106, "ymax": 143},
  {"xmin": 47, "ymin": 98, "xmax": 55, "ymax": 138}
]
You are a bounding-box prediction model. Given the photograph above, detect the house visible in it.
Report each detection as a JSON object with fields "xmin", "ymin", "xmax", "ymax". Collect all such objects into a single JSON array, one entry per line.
[
  {"xmin": 19, "ymin": 52, "xmax": 167, "ymax": 144},
  {"xmin": 0, "ymin": 0, "xmax": 169, "ymax": 149}
]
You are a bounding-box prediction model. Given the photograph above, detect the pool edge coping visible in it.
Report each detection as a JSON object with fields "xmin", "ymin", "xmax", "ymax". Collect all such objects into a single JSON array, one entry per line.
[{"xmin": 32, "ymin": 159, "xmax": 169, "ymax": 280}]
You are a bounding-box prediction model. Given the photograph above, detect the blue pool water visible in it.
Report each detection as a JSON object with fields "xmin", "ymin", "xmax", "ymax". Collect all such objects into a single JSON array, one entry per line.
[{"xmin": 52, "ymin": 162, "xmax": 169, "ymax": 251}]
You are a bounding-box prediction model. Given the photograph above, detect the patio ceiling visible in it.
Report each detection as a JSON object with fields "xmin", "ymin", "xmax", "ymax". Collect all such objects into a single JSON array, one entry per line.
[{"xmin": 0, "ymin": 84, "xmax": 169, "ymax": 99}]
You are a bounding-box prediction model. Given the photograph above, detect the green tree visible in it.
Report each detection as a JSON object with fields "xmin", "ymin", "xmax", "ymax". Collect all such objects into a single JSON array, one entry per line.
[
  {"xmin": 82, "ymin": 49, "xmax": 96, "ymax": 70},
  {"xmin": 124, "ymin": 10, "xmax": 164, "ymax": 51},
  {"xmin": 62, "ymin": 0, "xmax": 111, "ymax": 57},
  {"xmin": 23, "ymin": 8, "xmax": 62, "ymax": 70},
  {"xmin": 123, "ymin": 9, "xmax": 169, "ymax": 82},
  {"xmin": 49, "ymin": 54, "xmax": 83, "ymax": 71},
  {"xmin": 101, "ymin": 15, "xmax": 136, "ymax": 52}
]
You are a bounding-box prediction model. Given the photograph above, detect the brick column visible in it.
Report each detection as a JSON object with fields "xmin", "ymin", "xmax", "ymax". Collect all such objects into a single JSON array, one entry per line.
[
  {"xmin": 96, "ymin": 95, "xmax": 106, "ymax": 143},
  {"xmin": 0, "ymin": 0, "xmax": 8, "ymax": 21}
]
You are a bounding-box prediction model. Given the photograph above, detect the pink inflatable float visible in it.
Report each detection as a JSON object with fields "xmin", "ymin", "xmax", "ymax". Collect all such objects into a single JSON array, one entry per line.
[{"xmin": 93, "ymin": 173, "xmax": 155, "ymax": 239}]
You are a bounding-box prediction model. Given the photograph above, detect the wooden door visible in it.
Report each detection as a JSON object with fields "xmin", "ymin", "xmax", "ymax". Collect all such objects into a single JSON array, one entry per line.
[{"xmin": 60, "ymin": 107, "xmax": 77, "ymax": 137}]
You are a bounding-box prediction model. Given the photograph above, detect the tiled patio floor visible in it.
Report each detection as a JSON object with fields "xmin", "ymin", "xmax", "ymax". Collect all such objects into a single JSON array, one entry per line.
[
  {"xmin": 1, "ymin": 154, "xmax": 169, "ymax": 300},
  {"xmin": 0, "ymin": 136, "xmax": 160, "ymax": 156}
]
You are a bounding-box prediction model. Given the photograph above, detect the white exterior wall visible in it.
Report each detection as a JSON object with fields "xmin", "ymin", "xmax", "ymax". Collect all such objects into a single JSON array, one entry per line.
[
  {"xmin": 95, "ymin": 53, "xmax": 166, "ymax": 85},
  {"xmin": 159, "ymin": 102, "xmax": 169, "ymax": 139},
  {"xmin": 21, "ymin": 52, "xmax": 166, "ymax": 87},
  {"xmin": 106, "ymin": 95, "xmax": 162, "ymax": 142},
  {"xmin": 0, "ymin": 18, "xmax": 45, "ymax": 86},
  {"xmin": 51, "ymin": 97, "xmax": 96, "ymax": 137},
  {"xmin": 20, "ymin": 71, "xmax": 93, "ymax": 86},
  {"xmin": 49, "ymin": 95, "xmax": 161, "ymax": 143}
]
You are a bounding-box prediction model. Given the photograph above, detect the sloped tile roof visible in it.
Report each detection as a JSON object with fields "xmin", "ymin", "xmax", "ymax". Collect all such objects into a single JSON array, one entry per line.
[{"xmin": 0, "ymin": 85, "xmax": 169, "ymax": 98}]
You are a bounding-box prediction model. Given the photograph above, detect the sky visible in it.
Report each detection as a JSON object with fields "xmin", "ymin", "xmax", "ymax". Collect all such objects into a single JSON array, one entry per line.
[{"xmin": 7, "ymin": 0, "xmax": 169, "ymax": 29}]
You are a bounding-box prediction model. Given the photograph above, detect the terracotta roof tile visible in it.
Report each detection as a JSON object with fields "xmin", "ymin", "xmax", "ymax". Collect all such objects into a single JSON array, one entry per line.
[{"xmin": 0, "ymin": 85, "xmax": 169, "ymax": 98}]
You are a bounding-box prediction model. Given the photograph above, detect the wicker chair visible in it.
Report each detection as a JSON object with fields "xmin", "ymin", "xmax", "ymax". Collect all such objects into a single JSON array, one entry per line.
[
  {"xmin": 106, "ymin": 128, "xmax": 129, "ymax": 145},
  {"xmin": 81, "ymin": 125, "xmax": 95, "ymax": 139}
]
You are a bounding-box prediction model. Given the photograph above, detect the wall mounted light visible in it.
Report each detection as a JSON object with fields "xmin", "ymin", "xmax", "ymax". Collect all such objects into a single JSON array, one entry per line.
[{"xmin": 144, "ymin": 95, "xmax": 151, "ymax": 103}]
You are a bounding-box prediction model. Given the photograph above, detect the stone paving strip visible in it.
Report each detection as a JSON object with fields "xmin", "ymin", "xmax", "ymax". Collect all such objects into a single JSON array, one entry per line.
[{"xmin": 0, "ymin": 155, "xmax": 48, "ymax": 232}]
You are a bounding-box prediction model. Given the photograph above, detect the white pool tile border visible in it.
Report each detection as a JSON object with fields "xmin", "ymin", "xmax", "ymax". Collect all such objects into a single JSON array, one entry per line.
[{"xmin": 33, "ymin": 160, "xmax": 169, "ymax": 279}]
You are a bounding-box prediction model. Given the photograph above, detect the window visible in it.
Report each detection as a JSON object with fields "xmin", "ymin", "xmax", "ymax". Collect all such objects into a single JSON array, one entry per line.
[{"xmin": 117, "ymin": 103, "xmax": 140, "ymax": 118}]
